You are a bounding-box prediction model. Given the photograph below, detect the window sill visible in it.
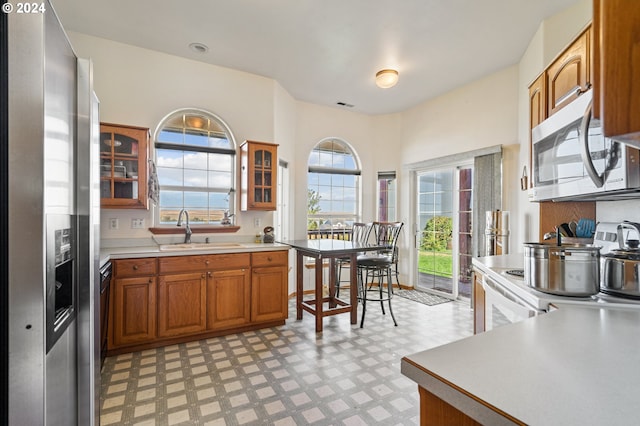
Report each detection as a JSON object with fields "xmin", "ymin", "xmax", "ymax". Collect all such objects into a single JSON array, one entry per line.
[{"xmin": 149, "ymin": 226, "xmax": 240, "ymax": 235}]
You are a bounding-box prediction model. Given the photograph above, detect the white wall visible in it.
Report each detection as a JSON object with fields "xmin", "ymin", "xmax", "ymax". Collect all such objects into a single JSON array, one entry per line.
[
  {"xmin": 68, "ymin": 32, "xmax": 278, "ymax": 241},
  {"xmin": 395, "ymin": 65, "xmax": 519, "ymax": 284},
  {"xmin": 400, "ymin": 65, "xmax": 519, "ymax": 165},
  {"xmin": 273, "ymin": 82, "xmax": 298, "ymax": 293},
  {"xmin": 292, "ymin": 101, "xmax": 402, "ymax": 238}
]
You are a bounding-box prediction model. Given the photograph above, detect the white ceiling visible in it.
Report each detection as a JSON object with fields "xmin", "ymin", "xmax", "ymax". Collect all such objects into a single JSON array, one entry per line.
[{"xmin": 51, "ymin": 0, "xmax": 581, "ymax": 115}]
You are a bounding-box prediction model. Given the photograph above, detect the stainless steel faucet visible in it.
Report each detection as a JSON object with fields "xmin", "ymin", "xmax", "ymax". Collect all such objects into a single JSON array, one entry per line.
[{"xmin": 177, "ymin": 209, "xmax": 192, "ymax": 243}]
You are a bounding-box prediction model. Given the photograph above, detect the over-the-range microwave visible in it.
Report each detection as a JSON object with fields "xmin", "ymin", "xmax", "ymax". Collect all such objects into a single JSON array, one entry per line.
[{"xmin": 530, "ymin": 90, "xmax": 640, "ymax": 202}]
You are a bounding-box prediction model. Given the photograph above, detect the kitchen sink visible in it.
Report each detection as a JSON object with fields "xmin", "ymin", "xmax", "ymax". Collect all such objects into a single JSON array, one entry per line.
[{"xmin": 158, "ymin": 242, "xmax": 245, "ymax": 251}]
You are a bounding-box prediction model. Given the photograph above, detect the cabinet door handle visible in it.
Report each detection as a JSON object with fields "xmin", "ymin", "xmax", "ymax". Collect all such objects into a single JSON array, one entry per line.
[
  {"xmin": 202, "ymin": 274, "xmax": 206, "ymax": 278},
  {"xmin": 148, "ymin": 278, "xmax": 152, "ymax": 283},
  {"xmin": 208, "ymin": 272, "xmax": 212, "ymax": 277},
  {"xmin": 133, "ymin": 265, "xmax": 139, "ymax": 270}
]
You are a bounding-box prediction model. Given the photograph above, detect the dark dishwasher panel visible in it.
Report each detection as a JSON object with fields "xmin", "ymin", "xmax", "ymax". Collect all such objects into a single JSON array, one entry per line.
[{"xmin": 99, "ymin": 261, "xmax": 112, "ymax": 368}]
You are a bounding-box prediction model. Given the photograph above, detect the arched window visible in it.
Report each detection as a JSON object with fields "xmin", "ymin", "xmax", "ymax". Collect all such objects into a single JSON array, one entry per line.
[
  {"xmin": 154, "ymin": 109, "xmax": 236, "ymax": 225},
  {"xmin": 307, "ymin": 139, "xmax": 361, "ymax": 238}
]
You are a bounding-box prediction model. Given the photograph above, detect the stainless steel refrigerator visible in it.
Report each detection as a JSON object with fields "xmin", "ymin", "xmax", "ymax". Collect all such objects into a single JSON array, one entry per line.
[{"xmin": 1, "ymin": 1, "xmax": 100, "ymax": 424}]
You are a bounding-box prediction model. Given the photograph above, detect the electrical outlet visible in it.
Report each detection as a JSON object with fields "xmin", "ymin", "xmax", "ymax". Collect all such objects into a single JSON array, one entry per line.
[
  {"xmin": 254, "ymin": 218, "xmax": 261, "ymax": 228},
  {"xmin": 109, "ymin": 218, "xmax": 119, "ymax": 230},
  {"xmin": 131, "ymin": 218, "xmax": 145, "ymax": 229}
]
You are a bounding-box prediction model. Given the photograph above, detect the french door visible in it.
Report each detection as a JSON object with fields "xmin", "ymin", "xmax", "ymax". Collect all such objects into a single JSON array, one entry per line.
[{"xmin": 414, "ymin": 165, "xmax": 473, "ymax": 299}]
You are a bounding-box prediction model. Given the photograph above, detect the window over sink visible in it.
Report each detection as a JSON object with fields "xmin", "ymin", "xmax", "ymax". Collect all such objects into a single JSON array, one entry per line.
[{"xmin": 153, "ymin": 109, "xmax": 236, "ymax": 226}]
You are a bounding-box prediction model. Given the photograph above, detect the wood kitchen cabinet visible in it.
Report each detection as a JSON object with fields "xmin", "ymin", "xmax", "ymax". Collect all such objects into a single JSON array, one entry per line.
[
  {"xmin": 251, "ymin": 251, "xmax": 289, "ymax": 323},
  {"xmin": 529, "ymin": 74, "xmax": 547, "ymax": 131},
  {"xmin": 240, "ymin": 140, "xmax": 278, "ymax": 211},
  {"xmin": 527, "ymin": 73, "xmax": 547, "ymax": 189},
  {"xmin": 107, "ymin": 250, "xmax": 288, "ymax": 355},
  {"xmin": 110, "ymin": 258, "xmax": 157, "ymax": 348},
  {"xmin": 546, "ymin": 27, "xmax": 591, "ymax": 116},
  {"xmin": 159, "ymin": 253, "xmax": 251, "ymax": 332},
  {"xmin": 594, "ymin": 0, "xmax": 640, "ymax": 143},
  {"xmin": 100, "ymin": 122, "xmax": 149, "ymax": 209},
  {"xmin": 418, "ymin": 387, "xmax": 482, "ymax": 426},
  {"xmin": 157, "ymin": 272, "xmax": 207, "ymax": 338},
  {"xmin": 200, "ymin": 253, "xmax": 251, "ymax": 331},
  {"xmin": 207, "ymin": 268, "xmax": 251, "ymax": 330}
]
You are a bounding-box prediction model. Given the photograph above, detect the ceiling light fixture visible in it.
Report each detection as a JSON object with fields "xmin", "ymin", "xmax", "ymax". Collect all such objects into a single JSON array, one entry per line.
[
  {"xmin": 375, "ymin": 69, "xmax": 399, "ymax": 89},
  {"xmin": 189, "ymin": 42, "xmax": 209, "ymax": 54}
]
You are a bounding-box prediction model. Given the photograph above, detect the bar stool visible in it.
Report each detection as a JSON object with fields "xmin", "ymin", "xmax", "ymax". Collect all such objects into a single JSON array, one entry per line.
[
  {"xmin": 357, "ymin": 222, "xmax": 403, "ymax": 327},
  {"xmin": 335, "ymin": 222, "xmax": 373, "ymax": 297}
]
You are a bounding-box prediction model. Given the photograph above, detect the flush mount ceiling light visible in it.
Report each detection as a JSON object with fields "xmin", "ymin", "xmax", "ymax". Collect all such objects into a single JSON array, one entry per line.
[
  {"xmin": 375, "ymin": 69, "xmax": 399, "ymax": 89},
  {"xmin": 189, "ymin": 42, "xmax": 209, "ymax": 54}
]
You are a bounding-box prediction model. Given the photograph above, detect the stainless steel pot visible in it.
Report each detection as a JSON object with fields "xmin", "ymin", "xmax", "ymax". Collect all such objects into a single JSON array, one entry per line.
[
  {"xmin": 601, "ymin": 221, "xmax": 640, "ymax": 298},
  {"xmin": 524, "ymin": 243, "xmax": 601, "ymax": 296}
]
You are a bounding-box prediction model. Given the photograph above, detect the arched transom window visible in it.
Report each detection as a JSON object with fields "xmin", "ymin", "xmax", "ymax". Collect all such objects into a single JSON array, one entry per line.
[
  {"xmin": 154, "ymin": 109, "xmax": 236, "ymax": 225},
  {"xmin": 307, "ymin": 139, "xmax": 361, "ymax": 238}
]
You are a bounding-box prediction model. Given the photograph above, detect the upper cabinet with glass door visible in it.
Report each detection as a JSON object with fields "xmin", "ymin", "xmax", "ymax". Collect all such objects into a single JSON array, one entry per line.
[
  {"xmin": 100, "ymin": 123, "xmax": 149, "ymax": 209},
  {"xmin": 240, "ymin": 141, "xmax": 278, "ymax": 211}
]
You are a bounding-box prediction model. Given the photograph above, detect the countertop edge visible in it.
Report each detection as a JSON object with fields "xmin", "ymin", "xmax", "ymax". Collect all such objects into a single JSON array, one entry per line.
[
  {"xmin": 400, "ymin": 358, "xmax": 520, "ymax": 426},
  {"xmin": 100, "ymin": 243, "xmax": 290, "ymax": 267}
]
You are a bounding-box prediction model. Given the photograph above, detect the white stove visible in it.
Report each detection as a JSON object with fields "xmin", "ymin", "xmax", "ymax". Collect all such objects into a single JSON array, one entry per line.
[{"xmin": 473, "ymin": 222, "xmax": 640, "ymax": 328}]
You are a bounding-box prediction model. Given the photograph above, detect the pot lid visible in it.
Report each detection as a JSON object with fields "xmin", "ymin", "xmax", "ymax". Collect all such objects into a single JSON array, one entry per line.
[{"xmin": 605, "ymin": 248, "xmax": 640, "ymax": 260}]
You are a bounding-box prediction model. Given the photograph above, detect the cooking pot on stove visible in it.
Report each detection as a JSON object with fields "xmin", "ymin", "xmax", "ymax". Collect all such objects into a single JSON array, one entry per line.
[
  {"xmin": 601, "ymin": 221, "xmax": 640, "ymax": 298},
  {"xmin": 524, "ymin": 243, "xmax": 601, "ymax": 296}
]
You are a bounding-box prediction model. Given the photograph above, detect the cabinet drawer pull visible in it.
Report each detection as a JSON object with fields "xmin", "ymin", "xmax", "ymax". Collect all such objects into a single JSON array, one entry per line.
[
  {"xmin": 133, "ymin": 265, "xmax": 139, "ymax": 270},
  {"xmin": 267, "ymin": 257, "xmax": 272, "ymax": 262},
  {"xmin": 205, "ymin": 260, "xmax": 210, "ymax": 265}
]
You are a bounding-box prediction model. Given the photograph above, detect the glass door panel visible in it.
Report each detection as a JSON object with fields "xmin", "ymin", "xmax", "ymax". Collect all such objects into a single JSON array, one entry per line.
[{"xmin": 415, "ymin": 166, "xmax": 473, "ymax": 298}]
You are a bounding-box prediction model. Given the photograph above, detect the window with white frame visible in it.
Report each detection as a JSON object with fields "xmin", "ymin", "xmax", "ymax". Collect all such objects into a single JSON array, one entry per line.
[
  {"xmin": 307, "ymin": 139, "xmax": 360, "ymax": 238},
  {"xmin": 276, "ymin": 159, "xmax": 290, "ymax": 241},
  {"xmin": 377, "ymin": 171, "xmax": 397, "ymax": 221},
  {"xmin": 154, "ymin": 109, "xmax": 236, "ymax": 225}
]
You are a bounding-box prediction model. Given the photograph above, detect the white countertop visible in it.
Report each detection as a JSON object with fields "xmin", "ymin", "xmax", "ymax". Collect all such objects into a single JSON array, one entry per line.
[
  {"xmin": 402, "ymin": 303, "xmax": 640, "ymax": 425},
  {"xmin": 100, "ymin": 242, "xmax": 290, "ymax": 266}
]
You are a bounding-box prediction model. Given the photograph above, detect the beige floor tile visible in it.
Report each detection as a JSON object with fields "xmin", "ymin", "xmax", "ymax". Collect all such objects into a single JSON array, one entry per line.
[
  {"xmin": 99, "ymin": 410, "xmax": 122, "ymax": 425},
  {"xmin": 102, "ymin": 395, "xmax": 125, "ymax": 410},
  {"xmin": 167, "ymin": 409, "xmax": 191, "ymax": 425},
  {"xmin": 133, "ymin": 402, "xmax": 156, "ymax": 418}
]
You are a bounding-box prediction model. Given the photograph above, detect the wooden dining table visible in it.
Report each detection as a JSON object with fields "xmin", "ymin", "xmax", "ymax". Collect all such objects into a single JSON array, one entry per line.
[{"xmin": 278, "ymin": 239, "xmax": 387, "ymax": 332}]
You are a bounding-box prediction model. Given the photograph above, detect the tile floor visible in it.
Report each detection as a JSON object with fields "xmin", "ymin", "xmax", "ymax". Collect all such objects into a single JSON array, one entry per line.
[{"xmin": 100, "ymin": 296, "xmax": 474, "ymax": 425}]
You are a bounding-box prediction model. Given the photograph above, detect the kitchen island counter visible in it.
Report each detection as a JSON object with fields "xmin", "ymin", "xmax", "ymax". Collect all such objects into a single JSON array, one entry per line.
[{"xmin": 401, "ymin": 304, "xmax": 640, "ymax": 425}]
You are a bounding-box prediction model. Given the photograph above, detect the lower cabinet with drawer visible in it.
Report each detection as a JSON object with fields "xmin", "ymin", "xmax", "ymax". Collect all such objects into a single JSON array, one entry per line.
[
  {"xmin": 107, "ymin": 250, "xmax": 288, "ymax": 355},
  {"xmin": 251, "ymin": 251, "xmax": 289, "ymax": 323},
  {"xmin": 110, "ymin": 258, "xmax": 158, "ymax": 349}
]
